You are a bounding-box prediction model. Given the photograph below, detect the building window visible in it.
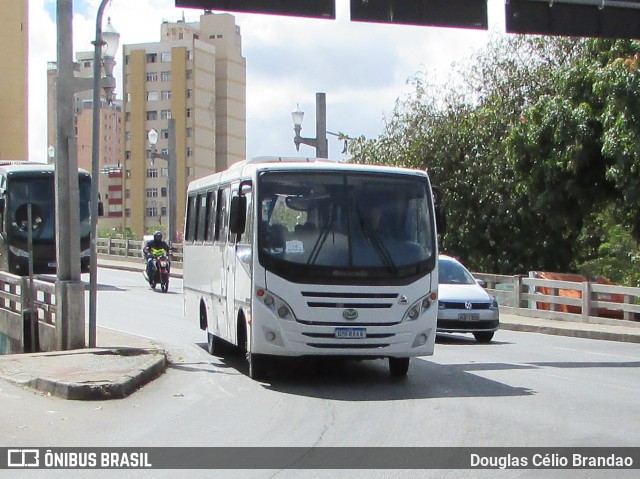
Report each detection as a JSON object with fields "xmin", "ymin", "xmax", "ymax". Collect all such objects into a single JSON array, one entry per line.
[
  {"xmin": 126, "ymin": 170, "xmax": 131, "ymax": 179},
  {"xmin": 161, "ymin": 109, "xmax": 172, "ymax": 120},
  {"xmin": 146, "ymin": 72, "xmax": 158, "ymax": 82},
  {"xmin": 125, "ymin": 112, "xmax": 130, "ymax": 122},
  {"xmin": 186, "ymin": 108, "xmax": 192, "ymax": 118},
  {"xmin": 125, "ymin": 55, "xmax": 130, "ymax": 65},
  {"xmin": 125, "ymin": 131, "xmax": 131, "ymax": 141},
  {"xmin": 146, "ymin": 53, "xmax": 157, "ymax": 63},
  {"xmin": 187, "ymin": 50, "xmax": 193, "ymax": 60},
  {"xmin": 161, "ymin": 90, "xmax": 172, "ymax": 100},
  {"xmin": 125, "ymin": 208, "xmax": 131, "ymax": 217},
  {"xmin": 161, "ymin": 206, "xmax": 167, "ymax": 216},
  {"xmin": 125, "ymin": 190, "xmax": 130, "ymax": 199},
  {"xmin": 161, "ymin": 52, "xmax": 172, "ymax": 62},
  {"xmin": 161, "ymin": 129, "xmax": 169, "ymax": 139},
  {"xmin": 146, "ymin": 188, "xmax": 158, "ymax": 198},
  {"xmin": 146, "ymin": 110, "xmax": 158, "ymax": 120},
  {"xmin": 187, "ymin": 89, "xmax": 193, "ymax": 99},
  {"xmin": 186, "ymin": 127, "xmax": 193, "ymax": 137},
  {"xmin": 147, "ymin": 91, "xmax": 159, "ymax": 101},
  {"xmin": 186, "ymin": 69, "xmax": 193, "ymax": 80},
  {"xmin": 125, "ymin": 151, "xmax": 131, "ymax": 160},
  {"xmin": 146, "ymin": 207, "xmax": 158, "ymax": 217},
  {"xmin": 147, "ymin": 168, "xmax": 159, "ymax": 178},
  {"xmin": 160, "ymin": 148, "xmax": 169, "ymax": 156},
  {"xmin": 161, "ymin": 71, "xmax": 171, "ymax": 81},
  {"xmin": 186, "ymin": 147, "xmax": 193, "ymax": 157},
  {"xmin": 186, "ymin": 167, "xmax": 193, "ymax": 177},
  {"xmin": 83, "ymin": 60, "xmax": 92, "ymax": 68},
  {"xmin": 161, "ymin": 187, "xmax": 167, "ymax": 197}
]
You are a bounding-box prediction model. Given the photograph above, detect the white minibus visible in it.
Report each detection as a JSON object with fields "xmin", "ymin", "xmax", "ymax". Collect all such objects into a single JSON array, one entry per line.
[{"xmin": 183, "ymin": 157, "xmax": 442, "ymax": 379}]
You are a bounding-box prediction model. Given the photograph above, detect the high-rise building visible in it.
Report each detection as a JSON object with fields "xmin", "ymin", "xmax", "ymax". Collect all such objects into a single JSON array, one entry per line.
[
  {"xmin": 47, "ymin": 50, "xmax": 124, "ymax": 232},
  {"xmin": 122, "ymin": 11, "xmax": 246, "ymax": 239},
  {"xmin": 1, "ymin": 0, "xmax": 28, "ymax": 161}
]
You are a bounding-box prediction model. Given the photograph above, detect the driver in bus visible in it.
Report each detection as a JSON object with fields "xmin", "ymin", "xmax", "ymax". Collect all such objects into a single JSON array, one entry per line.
[{"xmin": 143, "ymin": 231, "xmax": 171, "ymax": 280}]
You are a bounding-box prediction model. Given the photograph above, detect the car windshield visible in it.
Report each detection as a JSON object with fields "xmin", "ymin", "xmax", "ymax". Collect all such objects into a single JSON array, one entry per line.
[
  {"xmin": 8, "ymin": 174, "xmax": 91, "ymax": 241},
  {"xmin": 257, "ymin": 170, "xmax": 436, "ymax": 283},
  {"xmin": 439, "ymin": 258, "xmax": 476, "ymax": 285}
]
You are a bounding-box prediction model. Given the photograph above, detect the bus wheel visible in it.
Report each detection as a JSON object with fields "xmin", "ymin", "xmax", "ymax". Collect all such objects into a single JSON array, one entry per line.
[
  {"xmin": 248, "ymin": 352, "xmax": 268, "ymax": 381},
  {"xmin": 207, "ymin": 333, "xmax": 223, "ymax": 357},
  {"xmin": 389, "ymin": 357, "xmax": 410, "ymax": 377}
]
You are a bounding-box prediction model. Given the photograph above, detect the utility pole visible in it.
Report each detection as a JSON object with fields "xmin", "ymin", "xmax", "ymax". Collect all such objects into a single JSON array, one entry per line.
[{"xmin": 55, "ymin": 0, "xmax": 85, "ymax": 350}]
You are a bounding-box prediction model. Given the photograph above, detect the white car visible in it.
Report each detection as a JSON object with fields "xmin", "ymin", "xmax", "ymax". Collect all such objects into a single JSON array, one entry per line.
[{"xmin": 437, "ymin": 254, "xmax": 499, "ymax": 342}]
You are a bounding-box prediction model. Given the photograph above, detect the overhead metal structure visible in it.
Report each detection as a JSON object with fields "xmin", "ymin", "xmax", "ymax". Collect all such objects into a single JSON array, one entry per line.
[{"xmin": 506, "ymin": 0, "xmax": 640, "ymax": 39}]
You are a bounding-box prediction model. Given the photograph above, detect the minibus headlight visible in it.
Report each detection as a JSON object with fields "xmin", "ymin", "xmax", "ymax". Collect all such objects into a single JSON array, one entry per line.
[
  {"xmin": 403, "ymin": 294, "xmax": 436, "ymax": 322},
  {"xmin": 256, "ymin": 288, "xmax": 296, "ymax": 321}
]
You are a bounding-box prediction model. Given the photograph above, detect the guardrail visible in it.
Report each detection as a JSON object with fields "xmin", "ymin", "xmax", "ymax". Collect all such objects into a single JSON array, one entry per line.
[
  {"xmin": 95, "ymin": 239, "xmax": 640, "ymax": 329},
  {"xmin": 96, "ymin": 238, "xmax": 183, "ymax": 265},
  {"xmin": 0, "ymin": 272, "xmax": 56, "ymax": 353},
  {"xmin": 474, "ymin": 273, "xmax": 640, "ymax": 328}
]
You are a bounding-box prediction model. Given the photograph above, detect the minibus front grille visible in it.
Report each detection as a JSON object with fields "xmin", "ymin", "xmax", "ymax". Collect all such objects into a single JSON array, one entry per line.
[
  {"xmin": 302, "ymin": 332, "xmax": 395, "ymax": 339},
  {"xmin": 307, "ymin": 302, "xmax": 392, "ymax": 309},
  {"xmin": 296, "ymin": 319, "xmax": 400, "ymax": 326},
  {"xmin": 306, "ymin": 343, "xmax": 390, "ymax": 349},
  {"xmin": 301, "ymin": 291, "xmax": 399, "ymax": 310},
  {"xmin": 301, "ymin": 292, "xmax": 398, "ymax": 299}
]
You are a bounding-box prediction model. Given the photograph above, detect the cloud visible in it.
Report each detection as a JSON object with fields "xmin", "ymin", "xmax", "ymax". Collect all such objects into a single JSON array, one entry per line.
[{"xmin": 30, "ymin": 0, "xmax": 504, "ymax": 162}]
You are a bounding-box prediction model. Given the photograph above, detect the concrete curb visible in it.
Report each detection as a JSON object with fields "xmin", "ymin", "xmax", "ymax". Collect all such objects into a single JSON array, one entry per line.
[
  {"xmin": 500, "ymin": 322, "xmax": 640, "ymax": 344},
  {"xmin": 1, "ymin": 348, "xmax": 168, "ymax": 400}
]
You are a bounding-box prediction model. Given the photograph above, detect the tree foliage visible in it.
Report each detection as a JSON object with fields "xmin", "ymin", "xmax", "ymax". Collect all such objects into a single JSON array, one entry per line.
[{"xmin": 348, "ymin": 35, "xmax": 640, "ymax": 283}]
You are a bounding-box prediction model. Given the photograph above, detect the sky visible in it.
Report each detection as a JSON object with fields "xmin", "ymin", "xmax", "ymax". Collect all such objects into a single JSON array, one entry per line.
[{"xmin": 29, "ymin": 0, "xmax": 506, "ymax": 163}]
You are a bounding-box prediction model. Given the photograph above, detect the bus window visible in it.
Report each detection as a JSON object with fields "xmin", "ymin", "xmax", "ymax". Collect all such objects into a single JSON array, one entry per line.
[
  {"xmin": 185, "ymin": 194, "xmax": 198, "ymax": 242},
  {"xmin": 215, "ymin": 187, "xmax": 229, "ymax": 242},
  {"xmin": 205, "ymin": 190, "xmax": 216, "ymax": 242},
  {"xmin": 196, "ymin": 193, "xmax": 207, "ymax": 242}
]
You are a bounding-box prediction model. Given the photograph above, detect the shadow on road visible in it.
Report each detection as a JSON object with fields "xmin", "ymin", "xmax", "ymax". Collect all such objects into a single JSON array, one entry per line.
[{"xmin": 188, "ymin": 342, "xmax": 535, "ymax": 401}]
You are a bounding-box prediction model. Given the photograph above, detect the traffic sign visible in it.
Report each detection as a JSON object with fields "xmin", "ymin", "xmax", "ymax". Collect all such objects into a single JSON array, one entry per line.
[{"xmin": 506, "ymin": 0, "xmax": 640, "ymax": 39}]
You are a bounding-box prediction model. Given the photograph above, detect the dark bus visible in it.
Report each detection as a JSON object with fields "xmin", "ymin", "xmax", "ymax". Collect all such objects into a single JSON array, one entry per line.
[{"xmin": 0, "ymin": 163, "xmax": 92, "ymax": 275}]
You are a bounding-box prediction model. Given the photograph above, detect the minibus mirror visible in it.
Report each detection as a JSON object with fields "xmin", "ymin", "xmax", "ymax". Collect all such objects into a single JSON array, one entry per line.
[
  {"xmin": 0, "ymin": 198, "xmax": 4, "ymax": 212},
  {"xmin": 436, "ymin": 205, "xmax": 446, "ymax": 235},
  {"xmin": 98, "ymin": 201, "xmax": 104, "ymax": 217},
  {"xmin": 229, "ymin": 196, "xmax": 247, "ymax": 234}
]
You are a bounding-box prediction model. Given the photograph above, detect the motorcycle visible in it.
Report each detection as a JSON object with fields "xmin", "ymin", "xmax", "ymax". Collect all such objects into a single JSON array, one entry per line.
[{"xmin": 144, "ymin": 250, "xmax": 170, "ymax": 293}]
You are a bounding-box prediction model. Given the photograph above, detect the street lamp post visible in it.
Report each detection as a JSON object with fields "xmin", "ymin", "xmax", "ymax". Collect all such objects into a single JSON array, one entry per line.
[
  {"xmin": 292, "ymin": 92, "xmax": 328, "ymax": 159},
  {"xmin": 88, "ymin": 5, "xmax": 120, "ymax": 348},
  {"xmin": 147, "ymin": 119, "xmax": 177, "ymax": 244}
]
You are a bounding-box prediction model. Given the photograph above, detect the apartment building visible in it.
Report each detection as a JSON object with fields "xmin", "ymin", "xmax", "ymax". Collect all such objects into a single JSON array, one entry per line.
[
  {"xmin": 48, "ymin": 50, "xmax": 124, "ymax": 232},
  {"xmin": 122, "ymin": 11, "xmax": 246, "ymax": 239},
  {"xmin": 0, "ymin": 1, "xmax": 28, "ymax": 161}
]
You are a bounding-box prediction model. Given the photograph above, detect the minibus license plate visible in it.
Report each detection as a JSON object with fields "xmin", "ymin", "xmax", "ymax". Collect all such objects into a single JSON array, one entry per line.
[
  {"xmin": 458, "ymin": 313, "xmax": 480, "ymax": 321},
  {"xmin": 335, "ymin": 327, "xmax": 366, "ymax": 339}
]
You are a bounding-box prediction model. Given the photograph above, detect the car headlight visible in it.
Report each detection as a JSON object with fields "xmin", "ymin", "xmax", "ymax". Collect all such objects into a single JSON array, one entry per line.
[
  {"xmin": 490, "ymin": 296, "xmax": 499, "ymax": 310},
  {"xmin": 9, "ymin": 245, "xmax": 29, "ymax": 258}
]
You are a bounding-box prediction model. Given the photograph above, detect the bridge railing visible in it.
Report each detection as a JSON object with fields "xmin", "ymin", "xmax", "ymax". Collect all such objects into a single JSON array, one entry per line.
[
  {"xmin": 0, "ymin": 272, "xmax": 57, "ymax": 353},
  {"xmin": 474, "ymin": 273, "xmax": 640, "ymax": 328},
  {"xmin": 96, "ymin": 238, "xmax": 183, "ymax": 265}
]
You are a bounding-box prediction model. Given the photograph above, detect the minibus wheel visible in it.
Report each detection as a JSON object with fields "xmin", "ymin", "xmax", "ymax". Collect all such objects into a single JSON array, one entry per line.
[{"xmin": 389, "ymin": 357, "xmax": 410, "ymax": 377}]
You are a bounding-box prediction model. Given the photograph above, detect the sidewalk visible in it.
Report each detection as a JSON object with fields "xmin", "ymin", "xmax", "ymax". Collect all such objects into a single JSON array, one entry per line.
[{"xmin": 0, "ymin": 256, "xmax": 638, "ymax": 401}]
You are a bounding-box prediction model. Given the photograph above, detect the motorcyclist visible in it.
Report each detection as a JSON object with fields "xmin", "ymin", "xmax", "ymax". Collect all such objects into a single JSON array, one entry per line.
[{"xmin": 143, "ymin": 231, "xmax": 171, "ymax": 282}]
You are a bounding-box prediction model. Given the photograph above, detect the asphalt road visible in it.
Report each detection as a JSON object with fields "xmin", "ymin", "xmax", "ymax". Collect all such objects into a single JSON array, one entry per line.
[{"xmin": 0, "ymin": 267, "xmax": 638, "ymax": 479}]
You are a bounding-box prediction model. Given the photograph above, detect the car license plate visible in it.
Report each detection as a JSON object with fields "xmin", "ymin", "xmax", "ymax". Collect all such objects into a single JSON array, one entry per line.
[
  {"xmin": 458, "ymin": 313, "xmax": 480, "ymax": 321},
  {"xmin": 48, "ymin": 262, "xmax": 56, "ymax": 268},
  {"xmin": 335, "ymin": 327, "xmax": 366, "ymax": 339}
]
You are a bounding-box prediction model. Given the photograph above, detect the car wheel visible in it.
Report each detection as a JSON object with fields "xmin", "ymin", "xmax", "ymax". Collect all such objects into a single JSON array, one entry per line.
[
  {"xmin": 389, "ymin": 357, "xmax": 410, "ymax": 377},
  {"xmin": 474, "ymin": 331, "xmax": 495, "ymax": 343}
]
